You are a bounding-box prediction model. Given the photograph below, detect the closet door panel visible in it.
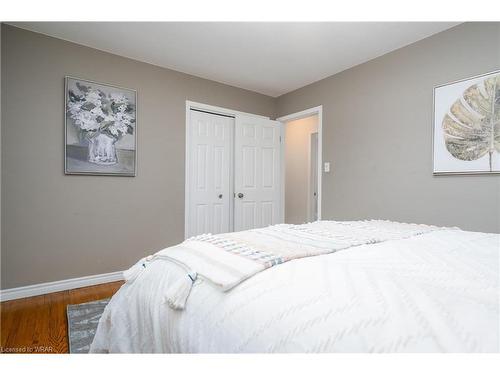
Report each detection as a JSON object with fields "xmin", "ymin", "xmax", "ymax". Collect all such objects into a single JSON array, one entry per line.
[
  {"xmin": 188, "ymin": 110, "xmax": 233, "ymax": 237},
  {"xmin": 234, "ymin": 115, "xmax": 281, "ymax": 232}
]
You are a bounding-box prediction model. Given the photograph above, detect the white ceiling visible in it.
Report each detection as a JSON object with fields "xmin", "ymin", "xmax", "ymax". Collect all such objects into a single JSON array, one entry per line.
[{"xmin": 11, "ymin": 22, "xmax": 459, "ymax": 97}]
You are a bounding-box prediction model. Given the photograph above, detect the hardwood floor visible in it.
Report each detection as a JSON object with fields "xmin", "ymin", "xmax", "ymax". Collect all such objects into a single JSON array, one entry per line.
[{"xmin": 0, "ymin": 281, "xmax": 123, "ymax": 354}]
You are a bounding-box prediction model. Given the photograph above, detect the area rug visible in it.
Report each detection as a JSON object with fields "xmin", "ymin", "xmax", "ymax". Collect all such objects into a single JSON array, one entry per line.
[{"xmin": 67, "ymin": 298, "xmax": 110, "ymax": 353}]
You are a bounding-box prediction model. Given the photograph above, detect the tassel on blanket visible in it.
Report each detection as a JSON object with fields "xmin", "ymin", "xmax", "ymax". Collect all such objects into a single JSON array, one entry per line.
[
  {"xmin": 165, "ymin": 271, "xmax": 198, "ymax": 310},
  {"xmin": 123, "ymin": 255, "xmax": 154, "ymax": 283}
]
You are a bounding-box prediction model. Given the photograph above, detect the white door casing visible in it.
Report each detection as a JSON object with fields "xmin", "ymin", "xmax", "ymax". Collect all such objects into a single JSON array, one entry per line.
[
  {"xmin": 309, "ymin": 132, "xmax": 319, "ymax": 222},
  {"xmin": 277, "ymin": 105, "xmax": 323, "ymax": 222},
  {"xmin": 187, "ymin": 110, "xmax": 233, "ymax": 237},
  {"xmin": 234, "ymin": 115, "xmax": 282, "ymax": 231}
]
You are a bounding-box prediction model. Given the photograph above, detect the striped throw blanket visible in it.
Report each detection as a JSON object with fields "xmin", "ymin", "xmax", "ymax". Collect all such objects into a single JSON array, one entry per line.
[{"xmin": 124, "ymin": 220, "xmax": 445, "ymax": 310}]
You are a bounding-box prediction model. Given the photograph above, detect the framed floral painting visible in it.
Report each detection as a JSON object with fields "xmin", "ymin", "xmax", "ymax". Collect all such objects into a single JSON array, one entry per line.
[
  {"xmin": 433, "ymin": 70, "xmax": 499, "ymax": 175},
  {"xmin": 65, "ymin": 76, "xmax": 137, "ymax": 176}
]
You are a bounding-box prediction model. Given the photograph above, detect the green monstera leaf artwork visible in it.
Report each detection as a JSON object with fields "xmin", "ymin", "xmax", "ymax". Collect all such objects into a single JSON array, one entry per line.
[{"xmin": 442, "ymin": 73, "xmax": 500, "ymax": 172}]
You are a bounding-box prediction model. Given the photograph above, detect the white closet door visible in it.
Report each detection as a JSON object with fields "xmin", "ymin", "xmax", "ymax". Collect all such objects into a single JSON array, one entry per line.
[
  {"xmin": 234, "ymin": 115, "xmax": 282, "ymax": 231},
  {"xmin": 188, "ymin": 110, "xmax": 233, "ymax": 237}
]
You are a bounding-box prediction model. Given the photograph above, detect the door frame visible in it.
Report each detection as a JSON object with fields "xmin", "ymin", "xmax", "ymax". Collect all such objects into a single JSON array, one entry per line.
[
  {"xmin": 184, "ymin": 100, "xmax": 270, "ymax": 239},
  {"xmin": 308, "ymin": 132, "xmax": 319, "ymax": 222},
  {"xmin": 276, "ymin": 105, "xmax": 323, "ymax": 222}
]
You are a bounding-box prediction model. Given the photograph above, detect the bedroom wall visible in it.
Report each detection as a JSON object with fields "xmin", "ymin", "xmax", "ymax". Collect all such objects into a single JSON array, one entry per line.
[
  {"xmin": 1, "ymin": 24, "xmax": 276, "ymax": 289},
  {"xmin": 2, "ymin": 22, "xmax": 499, "ymax": 290},
  {"xmin": 276, "ymin": 22, "xmax": 500, "ymax": 233}
]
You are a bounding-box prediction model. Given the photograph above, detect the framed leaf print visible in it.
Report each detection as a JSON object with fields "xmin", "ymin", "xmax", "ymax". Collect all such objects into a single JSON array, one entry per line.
[{"xmin": 433, "ymin": 70, "xmax": 500, "ymax": 175}]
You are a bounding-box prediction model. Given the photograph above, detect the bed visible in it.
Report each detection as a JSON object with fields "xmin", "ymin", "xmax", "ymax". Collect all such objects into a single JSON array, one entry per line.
[{"xmin": 90, "ymin": 220, "xmax": 499, "ymax": 353}]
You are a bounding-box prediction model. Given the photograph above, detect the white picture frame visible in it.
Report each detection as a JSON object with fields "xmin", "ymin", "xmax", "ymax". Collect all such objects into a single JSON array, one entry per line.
[
  {"xmin": 432, "ymin": 70, "xmax": 500, "ymax": 175},
  {"xmin": 65, "ymin": 76, "xmax": 137, "ymax": 176}
]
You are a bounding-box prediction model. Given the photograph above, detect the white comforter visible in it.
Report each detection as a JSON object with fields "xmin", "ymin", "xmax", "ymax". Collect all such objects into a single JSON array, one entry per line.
[{"xmin": 90, "ymin": 226, "xmax": 499, "ymax": 353}]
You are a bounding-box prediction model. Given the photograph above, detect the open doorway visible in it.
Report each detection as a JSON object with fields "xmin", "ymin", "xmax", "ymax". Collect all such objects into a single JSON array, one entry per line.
[{"xmin": 277, "ymin": 106, "xmax": 322, "ymax": 224}]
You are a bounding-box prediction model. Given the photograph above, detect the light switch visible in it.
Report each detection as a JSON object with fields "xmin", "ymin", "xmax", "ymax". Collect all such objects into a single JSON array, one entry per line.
[{"xmin": 324, "ymin": 162, "xmax": 330, "ymax": 173}]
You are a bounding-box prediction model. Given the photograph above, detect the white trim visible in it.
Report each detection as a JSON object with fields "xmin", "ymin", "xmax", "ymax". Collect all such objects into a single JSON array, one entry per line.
[
  {"xmin": 277, "ymin": 106, "xmax": 322, "ymax": 123},
  {"xmin": 0, "ymin": 271, "xmax": 124, "ymax": 302},
  {"xmin": 184, "ymin": 100, "xmax": 270, "ymax": 239},
  {"xmin": 185, "ymin": 101, "xmax": 191, "ymax": 239},
  {"xmin": 279, "ymin": 123, "xmax": 285, "ymax": 223},
  {"xmin": 229, "ymin": 119, "xmax": 235, "ymax": 233},
  {"xmin": 186, "ymin": 100, "xmax": 269, "ymax": 120},
  {"xmin": 307, "ymin": 132, "xmax": 319, "ymax": 222},
  {"xmin": 277, "ymin": 105, "xmax": 323, "ymax": 222}
]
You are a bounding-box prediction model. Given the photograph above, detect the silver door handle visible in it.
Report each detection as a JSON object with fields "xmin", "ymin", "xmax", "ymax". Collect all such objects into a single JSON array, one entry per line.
[
  {"xmin": 218, "ymin": 194, "xmax": 223, "ymax": 199},
  {"xmin": 237, "ymin": 193, "xmax": 244, "ymax": 199}
]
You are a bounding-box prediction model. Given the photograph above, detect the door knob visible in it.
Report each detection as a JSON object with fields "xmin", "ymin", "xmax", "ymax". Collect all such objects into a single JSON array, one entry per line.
[
  {"xmin": 218, "ymin": 194, "xmax": 223, "ymax": 199},
  {"xmin": 237, "ymin": 193, "xmax": 244, "ymax": 199}
]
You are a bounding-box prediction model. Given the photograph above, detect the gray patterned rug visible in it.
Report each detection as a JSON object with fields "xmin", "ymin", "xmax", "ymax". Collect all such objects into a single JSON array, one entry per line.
[{"xmin": 67, "ymin": 298, "xmax": 110, "ymax": 353}]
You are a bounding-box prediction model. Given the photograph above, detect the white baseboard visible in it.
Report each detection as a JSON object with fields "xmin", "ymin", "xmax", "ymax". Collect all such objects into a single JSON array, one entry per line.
[{"xmin": 0, "ymin": 271, "xmax": 124, "ymax": 302}]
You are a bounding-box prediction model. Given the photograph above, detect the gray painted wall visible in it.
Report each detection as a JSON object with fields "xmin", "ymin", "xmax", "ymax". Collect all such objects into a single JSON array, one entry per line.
[
  {"xmin": 2, "ymin": 23, "xmax": 499, "ymax": 289},
  {"xmin": 277, "ymin": 22, "xmax": 500, "ymax": 234},
  {"xmin": 1, "ymin": 25, "xmax": 275, "ymax": 289}
]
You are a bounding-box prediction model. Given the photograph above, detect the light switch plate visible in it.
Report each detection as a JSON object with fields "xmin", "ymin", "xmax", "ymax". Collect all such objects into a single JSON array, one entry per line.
[{"xmin": 324, "ymin": 162, "xmax": 330, "ymax": 173}]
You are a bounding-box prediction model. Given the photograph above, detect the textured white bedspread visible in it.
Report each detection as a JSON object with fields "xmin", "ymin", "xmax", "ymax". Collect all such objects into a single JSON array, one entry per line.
[{"xmin": 90, "ymin": 227, "xmax": 499, "ymax": 353}]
